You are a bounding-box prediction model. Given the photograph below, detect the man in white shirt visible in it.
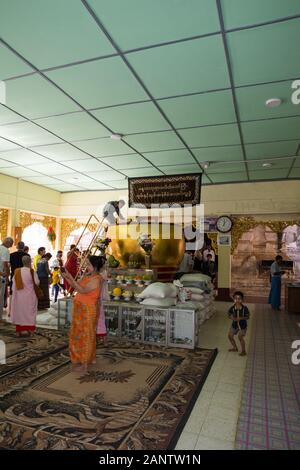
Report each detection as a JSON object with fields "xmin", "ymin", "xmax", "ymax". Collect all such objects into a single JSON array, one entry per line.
[
  {"xmin": 203, "ymin": 244, "xmax": 216, "ymax": 262},
  {"xmin": 0, "ymin": 237, "xmax": 14, "ymax": 319}
]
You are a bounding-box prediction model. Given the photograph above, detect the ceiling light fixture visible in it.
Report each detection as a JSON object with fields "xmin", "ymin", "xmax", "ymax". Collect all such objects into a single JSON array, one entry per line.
[
  {"xmin": 110, "ymin": 133, "xmax": 123, "ymax": 140},
  {"xmin": 262, "ymin": 162, "xmax": 273, "ymax": 168},
  {"xmin": 202, "ymin": 161, "xmax": 210, "ymax": 169},
  {"xmin": 265, "ymin": 98, "xmax": 282, "ymax": 108}
]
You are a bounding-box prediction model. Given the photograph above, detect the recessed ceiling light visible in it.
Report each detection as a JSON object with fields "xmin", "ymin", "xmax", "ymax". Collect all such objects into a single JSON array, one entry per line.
[
  {"xmin": 262, "ymin": 162, "xmax": 273, "ymax": 168},
  {"xmin": 202, "ymin": 161, "xmax": 210, "ymax": 169},
  {"xmin": 265, "ymin": 98, "xmax": 282, "ymax": 108},
  {"xmin": 110, "ymin": 133, "xmax": 123, "ymax": 140}
]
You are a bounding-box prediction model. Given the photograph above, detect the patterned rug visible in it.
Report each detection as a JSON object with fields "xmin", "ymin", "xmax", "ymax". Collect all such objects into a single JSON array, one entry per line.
[
  {"xmin": 0, "ymin": 340, "xmax": 217, "ymax": 450},
  {"xmin": 0, "ymin": 323, "xmax": 67, "ymax": 378},
  {"xmin": 235, "ymin": 306, "xmax": 300, "ymax": 450}
]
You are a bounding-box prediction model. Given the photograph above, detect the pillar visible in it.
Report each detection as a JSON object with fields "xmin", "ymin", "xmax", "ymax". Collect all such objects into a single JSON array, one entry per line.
[{"xmin": 216, "ymin": 244, "xmax": 232, "ymax": 301}]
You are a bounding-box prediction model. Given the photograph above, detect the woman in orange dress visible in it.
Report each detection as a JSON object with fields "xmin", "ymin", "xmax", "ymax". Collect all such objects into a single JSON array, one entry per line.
[{"xmin": 62, "ymin": 255, "xmax": 104, "ymax": 372}]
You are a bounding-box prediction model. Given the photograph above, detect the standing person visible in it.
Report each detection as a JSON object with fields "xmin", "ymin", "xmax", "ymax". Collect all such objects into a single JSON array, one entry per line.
[
  {"xmin": 96, "ymin": 257, "xmax": 109, "ymax": 343},
  {"xmin": 193, "ymin": 249, "xmax": 203, "ymax": 272},
  {"xmin": 10, "ymin": 256, "xmax": 40, "ymax": 336},
  {"xmin": 268, "ymin": 255, "xmax": 285, "ymax": 311},
  {"xmin": 64, "ymin": 246, "xmax": 79, "ymax": 293},
  {"xmin": 37, "ymin": 253, "xmax": 52, "ymax": 310},
  {"xmin": 228, "ymin": 291, "xmax": 250, "ymax": 356},
  {"xmin": 10, "ymin": 241, "xmax": 26, "ymax": 285},
  {"xmin": 52, "ymin": 250, "xmax": 64, "ymax": 269},
  {"xmin": 33, "ymin": 247, "xmax": 46, "ymax": 271},
  {"xmin": 52, "ymin": 266, "xmax": 65, "ymax": 302},
  {"xmin": 0, "ymin": 237, "xmax": 14, "ymax": 320},
  {"xmin": 61, "ymin": 256, "xmax": 104, "ymax": 372},
  {"xmin": 24, "ymin": 246, "xmax": 30, "ymax": 255},
  {"xmin": 102, "ymin": 199, "xmax": 126, "ymax": 225},
  {"xmin": 203, "ymin": 253, "xmax": 216, "ymax": 281},
  {"xmin": 203, "ymin": 243, "xmax": 216, "ymax": 262}
]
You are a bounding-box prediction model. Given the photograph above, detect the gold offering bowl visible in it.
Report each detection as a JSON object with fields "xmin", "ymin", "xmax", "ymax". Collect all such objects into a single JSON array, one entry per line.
[{"xmin": 106, "ymin": 222, "xmax": 185, "ymax": 267}]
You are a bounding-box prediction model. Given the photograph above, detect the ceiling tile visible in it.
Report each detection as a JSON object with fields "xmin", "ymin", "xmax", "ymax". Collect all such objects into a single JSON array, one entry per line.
[
  {"xmin": 44, "ymin": 183, "xmax": 82, "ymax": 192},
  {"xmin": 0, "ymin": 166, "xmax": 41, "ymax": 178},
  {"xmin": 227, "ymin": 19, "xmax": 300, "ymax": 86},
  {"xmin": 124, "ymin": 131, "xmax": 184, "ymax": 152},
  {"xmin": 0, "ymin": 159, "xmax": 17, "ymax": 168},
  {"xmin": 0, "ymin": 121, "xmax": 62, "ymax": 147},
  {"xmin": 26, "ymin": 162, "xmax": 73, "ymax": 175},
  {"xmin": 89, "ymin": 170, "xmax": 125, "ymax": 182},
  {"xmin": 35, "ymin": 112, "xmax": 110, "ymax": 141},
  {"xmin": 293, "ymin": 158, "xmax": 300, "ymax": 168},
  {"xmin": 0, "ymin": 44, "xmax": 33, "ymax": 80},
  {"xmin": 47, "ymin": 57, "xmax": 148, "ymax": 109},
  {"xmin": 100, "ymin": 154, "xmax": 150, "ymax": 170},
  {"xmin": 90, "ymin": 0, "xmax": 220, "ymax": 50},
  {"xmin": 122, "ymin": 167, "xmax": 163, "ymax": 177},
  {"xmin": 76, "ymin": 137, "xmax": 131, "ymax": 157},
  {"xmin": 31, "ymin": 143, "xmax": 91, "ymax": 162},
  {"xmin": 6, "ymin": 74, "xmax": 80, "ymax": 119},
  {"xmin": 92, "ymin": 101, "xmax": 170, "ymax": 134},
  {"xmin": 236, "ymin": 81, "xmax": 300, "ymax": 121},
  {"xmin": 126, "ymin": 36, "xmax": 230, "ymax": 98},
  {"xmin": 0, "ymin": 105, "xmax": 26, "ymax": 125},
  {"xmin": 247, "ymin": 159, "xmax": 293, "ymax": 171},
  {"xmin": 0, "ymin": 149, "xmax": 50, "ymax": 165},
  {"xmin": 249, "ymin": 169, "xmax": 288, "ymax": 180},
  {"xmin": 62, "ymin": 158, "xmax": 111, "ymax": 173},
  {"xmin": 289, "ymin": 167, "xmax": 300, "ymax": 178},
  {"xmin": 159, "ymin": 164, "xmax": 201, "ymax": 175},
  {"xmin": 245, "ymin": 141, "xmax": 299, "ymax": 160},
  {"xmin": 143, "ymin": 149, "xmax": 195, "ymax": 166},
  {"xmin": 179, "ymin": 124, "xmax": 240, "ymax": 147},
  {"xmin": 0, "ymin": 138, "xmax": 20, "ymax": 152},
  {"xmin": 106, "ymin": 179, "xmax": 129, "ymax": 189},
  {"xmin": 242, "ymin": 116, "xmax": 300, "ymax": 143},
  {"xmin": 210, "ymin": 171, "xmax": 248, "ymax": 183},
  {"xmin": 207, "ymin": 162, "xmax": 246, "ymax": 173},
  {"xmin": 22, "ymin": 175, "xmax": 62, "ymax": 185},
  {"xmin": 193, "ymin": 145, "xmax": 243, "ymax": 162},
  {"xmin": 76, "ymin": 181, "xmax": 113, "ymax": 190},
  {"xmin": 160, "ymin": 90, "xmax": 236, "ymax": 128},
  {"xmin": 55, "ymin": 173, "xmax": 95, "ymax": 184},
  {"xmin": 0, "ymin": 0, "xmax": 115, "ymax": 69},
  {"xmin": 221, "ymin": 0, "xmax": 300, "ymax": 29}
]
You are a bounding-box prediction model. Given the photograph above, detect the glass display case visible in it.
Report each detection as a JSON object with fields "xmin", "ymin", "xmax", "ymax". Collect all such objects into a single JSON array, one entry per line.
[
  {"xmin": 104, "ymin": 303, "xmax": 120, "ymax": 337},
  {"xmin": 168, "ymin": 308, "xmax": 197, "ymax": 349},
  {"xmin": 143, "ymin": 307, "xmax": 167, "ymax": 346},
  {"xmin": 107, "ymin": 268, "xmax": 156, "ymax": 303},
  {"xmin": 57, "ymin": 297, "xmax": 73, "ymax": 329},
  {"xmin": 120, "ymin": 304, "xmax": 143, "ymax": 342}
]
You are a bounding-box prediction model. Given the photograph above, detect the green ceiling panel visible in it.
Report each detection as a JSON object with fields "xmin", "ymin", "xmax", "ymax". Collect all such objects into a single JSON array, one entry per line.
[
  {"xmin": 90, "ymin": 0, "xmax": 220, "ymax": 50},
  {"xmin": 92, "ymin": 102, "xmax": 170, "ymax": 134},
  {"xmin": 47, "ymin": 57, "xmax": 148, "ymax": 109},
  {"xmin": 62, "ymin": 158, "xmax": 111, "ymax": 173},
  {"xmin": 127, "ymin": 36, "xmax": 230, "ymax": 98},
  {"xmin": 0, "ymin": 44, "xmax": 33, "ymax": 80},
  {"xmin": 1, "ymin": 166, "xmax": 40, "ymax": 178},
  {"xmin": 247, "ymin": 159, "xmax": 293, "ymax": 171},
  {"xmin": 0, "ymin": 158, "xmax": 16, "ymax": 168},
  {"xmin": 6, "ymin": 74, "xmax": 80, "ymax": 119},
  {"xmin": 0, "ymin": 122, "xmax": 62, "ymax": 147},
  {"xmin": 142, "ymin": 149, "xmax": 195, "ymax": 166},
  {"xmin": 236, "ymin": 81, "xmax": 300, "ymax": 121},
  {"xmin": 227, "ymin": 19, "xmax": 300, "ymax": 86},
  {"xmin": 121, "ymin": 167, "xmax": 163, "ymax": 177},
  {"xmin": 158, "ymin": 164, "xmax": 201, "ymax": 175},
  {"xmin": 76, "ymin": 138, "xmax": 132, "ymax": 158},
  {"xmin": 294, "ymin": 158, "xmax": 300, "ymax": 168},
  {"xmin": 35, "ymin": 112, "xmax": 110, "ymax": 141},
  {"xmin": 23, "ymin": 175, "xmax": 62, "ymax": 186},
  {"xmin": 0, "ymin": 138, "xmax": 20, "ymax": 152},
  {"xmin": 193, "ymin": 145, "xmax": 243, "ymax": 162},
  {"xmin": 100, "ymin": 154, "xmax": 150, "ymax": 170},
  {"xmin": 124, "ymin": 131, "xmax": 184, "ymax": 153},
  {"xmin": 160, "ymin": 90, "xmax": 236, "ymax": 128},
  {"xmin": 221, "ymin": 0, "xmax": 300, "ymax": 29},
  {"xmin": 249, "ymin": 169, "xmax": 288, "ymax": 180},
  {"xmin": 210, "ymin": 171, "xmax": 248, "ymax": 183},
  {"xmin": 207, "ymin": 162, "xmax": 246, "ymax": 174},
  {"xmin": 0, "ymin": 105, "xmax": 25, "ymax": 126},
  {"xmin": 0, "ymin": 0, "xmax": 115, "ymax": 69},
  {"xmin": 179, "ymin": 124, "xmax": 241, "ymax": 147},
  {"xmin": 45, "ymin": 183, "xmax": 83, "ymax": 192},
  {"xmin": 242, "ymin": 117, "xmax": 300, "ymax": 143},
  {"xmin": 289, "ymin": 168, "xmax": 300, "ymax": 178},
  {"xmin": 27, "ymin": 162, "xmax": 75, "ymax": 176},
  {"xmin": 245, "ymin": 141, "xmax": 299, "ymax": 160},
  {"xmin": 31, "ymin": 143, "xmax": 91, "ymax": 162},
  {"xmin": 89, "ymin": 170, "xmax": 125, "ymax": 182},
  {"xmin": 0, "ymin": 149, "xmax": 50, "ymax": 166},
  {"xmin": 107, "ymin": 179, "xmax": 129, "ymax": 189}
]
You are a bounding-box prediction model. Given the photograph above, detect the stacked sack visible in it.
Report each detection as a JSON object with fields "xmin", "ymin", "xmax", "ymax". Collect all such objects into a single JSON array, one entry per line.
[
  {"xmin": 137, "ymin": 282, "xmax": 178, "ymax": 307},
  {"xmin": 179, "ymin": 273, "xmax": 215, "ymax": 324}
]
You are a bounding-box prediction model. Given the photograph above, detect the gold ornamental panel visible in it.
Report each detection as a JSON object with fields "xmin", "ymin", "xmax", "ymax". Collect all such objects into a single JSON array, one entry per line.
[
  {"xmin": 0, "ymin": 208, "xmax": 9, "ymax": 241},
  {"xmin": 20, "ymin": 211, "xmax": 56, "ymax": 231},
  {"xmin": 60, "ymin": 218, "xmax": 98, "ymax": 250}
]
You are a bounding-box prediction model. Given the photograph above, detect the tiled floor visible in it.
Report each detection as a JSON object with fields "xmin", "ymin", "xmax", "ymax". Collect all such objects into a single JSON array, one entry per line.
[{"xmin": 176, "ymin": 301, "xmax": 254, "ymax": 450}]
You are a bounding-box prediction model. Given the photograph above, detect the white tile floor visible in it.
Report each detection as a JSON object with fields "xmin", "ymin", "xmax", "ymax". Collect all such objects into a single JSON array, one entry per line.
[{"xmin": 176, "ymin": 301, "xmax": 254, "ymax": 450}]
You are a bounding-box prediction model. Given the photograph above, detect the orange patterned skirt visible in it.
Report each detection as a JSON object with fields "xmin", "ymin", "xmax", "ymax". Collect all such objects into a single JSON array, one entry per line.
[{"xmin": 69, "ymin": 299, "xmax": 98, "ymax": 365}]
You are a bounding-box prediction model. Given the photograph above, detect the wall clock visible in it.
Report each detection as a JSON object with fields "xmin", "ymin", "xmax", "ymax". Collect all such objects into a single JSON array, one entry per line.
[{"xmin": 216, "ymin": 215, "xmax": 233, "ymax": 233}]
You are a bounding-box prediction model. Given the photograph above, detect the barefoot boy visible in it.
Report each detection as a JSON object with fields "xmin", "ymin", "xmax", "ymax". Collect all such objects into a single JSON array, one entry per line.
[{"xmin": 228, "ymin": 291, "xmax": 250, "ymax": 356}]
